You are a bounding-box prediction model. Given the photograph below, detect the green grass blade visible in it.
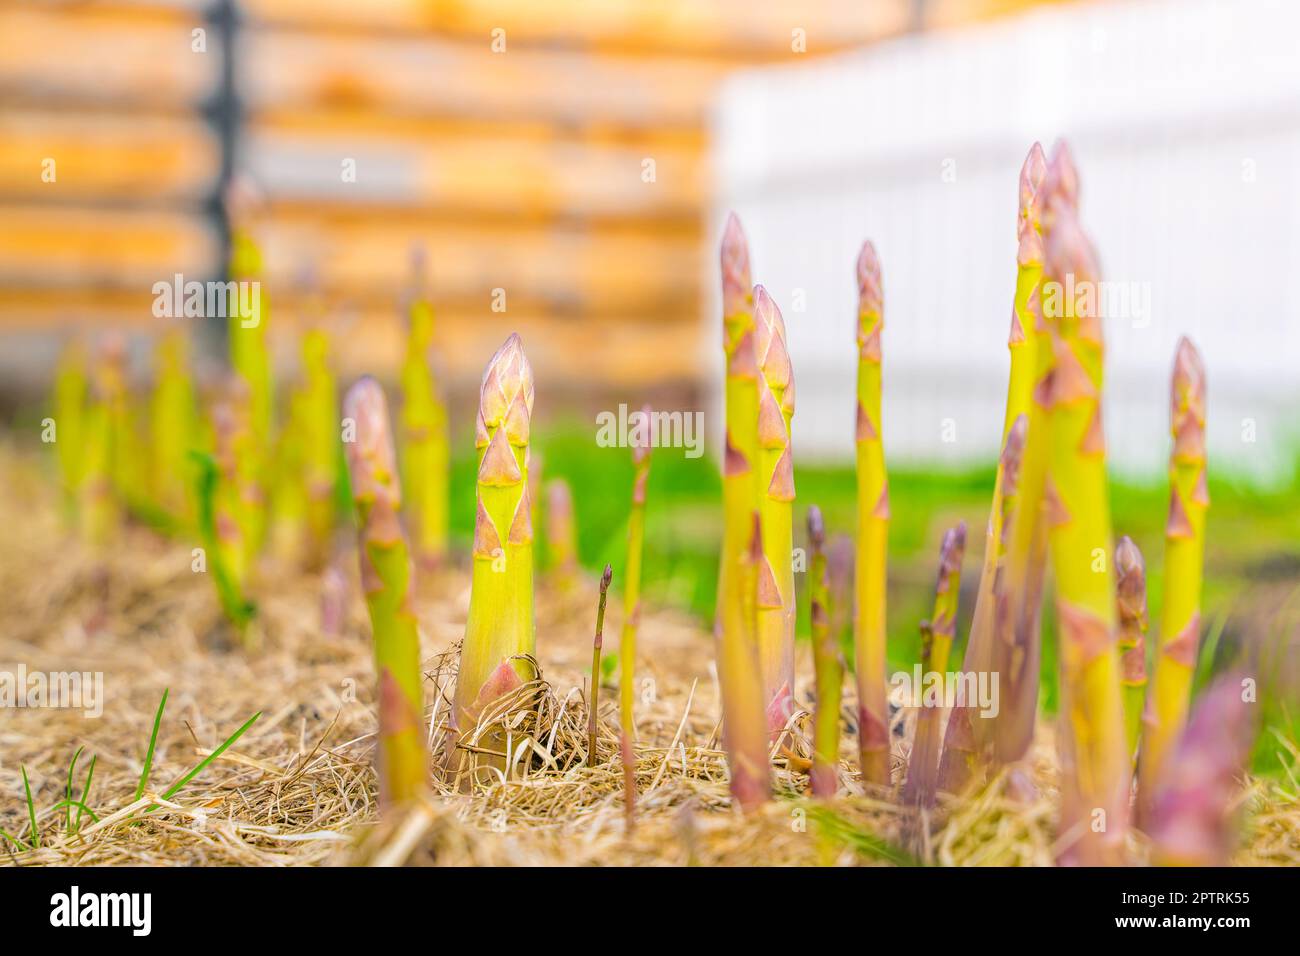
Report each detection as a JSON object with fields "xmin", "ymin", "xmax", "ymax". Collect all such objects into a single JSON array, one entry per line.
[
  {"xmin": 64, "ymin": 746, "xmax": 84, "ymax": 834},
  {"xmin": 0, "ymin": 827, "xmax": 29, "ymax": 851},
  {"xmin": 806, "ymin": 804, "xmax": 920, "ymax": 866},
  {"xmin": 49, "ymin": 799, "xmax": 100, "ymax": 824},
  {"xmin": 21, "ymin": 766, "xmax": 39, "ymax": 849},
  {"xmin": 136, "ymin": 688, "xmax": 169, "ymax": 801},
  {"xmin": 75, "ymin": 754, "xmax": 98, "ymax": 832},
  {"xmin": 155, "ymin": 710, "xmax": 261, "ymax": 807}
]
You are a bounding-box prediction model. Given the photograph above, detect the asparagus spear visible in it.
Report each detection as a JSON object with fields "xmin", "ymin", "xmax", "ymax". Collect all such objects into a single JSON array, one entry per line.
[
  {"xmin": 753, "ymin": 286, "xmax": 797, "ymax": 732},
  {"xmin": 827, "ymin": 533, "xmax": 855, "ymax": 649},
  {"xmin": 1115, "ymin": 536, "xmax": 1149, "ymax": 761},
  {"xmin": 269, "ymin": 388, "xmax": 309, "ymax": 566},
  {"xmin": 1041, "ymin": 201, "xmax": 1130, "ymax": 865},
  {"xmin": 400, "ymin": 252, "xmax": 450, "ymax": 570},
  {"xmin": 544, "ymin": 478, "xmax": 580, "ymax": 593},
  {"xmin": 208, "ymin": 388, "xmax": 254, "ymax": 628},
  {"xmin": 588, "ymin": 565, "xmax": 613, "ymax": 765},
  {"xmin": 1138, "ymin": 338, "xmax": 1209, "ymax": 821},
  {"xmin": 853, "ymin": 240, "xmax": 891, "ymax": 785},
  {"xmin": 985, "ymin": 143, "xmax": 1057, "ymax": 768},
  {"xmin": 807, "ymin": 506, "xmax": 842, "ymax": 798},
  {"xmin": 957, "ymin": 143, "xmax": 1047, "ymax": 772},
  {"xmin": 149, "ymin": 326, "xmax": 197, "ymax": 526},
  {"xmin": 454, "ymin": 334, "xmax": 537, "ymax": 737},
  {"xmin": 226, "ymin": 183, "xmax": 272, "ymax": 558},
  {"xmin": 712, "ymin": 215, "xmax": 770, "ymax": 810},
  {"xmin": 53, "ymin": 338, "xmax": 88, "ymax": 523},
  {"xmin": 300, "ymin": 328, "xmax": 339, "ymax": 563},
  {"xmin": 79, "ymin": 359, "xmax": 119, "ymax": 549},
  {"xmin": 1147, "ymin": 673, "xmax": 1255, "ymax": 866},
  {"xmin": 342, "ymin": 377, "xmax": 427, "ymax": 808},
  {"xmin": 903, "ymin": 523, "xmax": 966, "ymax": 808},
  {"xmin": 939, "ymin": 417, "xmax": 1026, "ymax": 791},
  {"xmin": 620, "ymin": 405, "xmax": 652, "ymax": 737},
  {"xmin": 722, "ymin": 515, "xmax": 773, "ymax": 810}
]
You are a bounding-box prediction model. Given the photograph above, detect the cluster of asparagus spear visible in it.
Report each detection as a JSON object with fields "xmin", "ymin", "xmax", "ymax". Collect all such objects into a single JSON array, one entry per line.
[
  {"xmin": 713, "ymin": 142, "xmax": 1253, "ymax": 864},
  {"xmin": 46, "ymin": 150, "xmax": 1252, "ymax": 863}
]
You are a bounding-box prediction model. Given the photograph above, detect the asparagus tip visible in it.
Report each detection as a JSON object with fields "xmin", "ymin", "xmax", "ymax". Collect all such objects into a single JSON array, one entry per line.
[
  {"xmin": 1020, "ymin": 141, "xmax": 1048, "ymax": 203},
  {"xmin": 1172, "ymin": 336, "xmax": 1206, "ymax": 407},
  {"xmin": 806, "ymin": 504, "xmax": 825, "ymax": 550},
  {"xmin": 342, "ymin": 376, "xmax": 399, "ymax": 500},
  {"xmin": 1044, "ymin": 203, "xmax": 1099, "ymax": 287},
  {"xmin": 937, "ymin": 521, "xmax": 967, "ymax": 584},
  {"xmin": 631, "ymin": 403, "xmax": 653, "ymax": 466},
  {"xmin": 600, "ymin": 563, "xmax": 613, "ymax": 593},
  {"xmin": 1043, "ymin": 139, "xmax": 1080, "ymax": 216},
  {"xmin": 721, "ymin": 212, "xmax": 752, "ymax": 317},
  {"xmin": 1115, "ymin": 534, "xmax": 1145, "ymax": 581},
  {"xmin": 856, "ymin": 240, "xmax": 883, "ymax": 315}
]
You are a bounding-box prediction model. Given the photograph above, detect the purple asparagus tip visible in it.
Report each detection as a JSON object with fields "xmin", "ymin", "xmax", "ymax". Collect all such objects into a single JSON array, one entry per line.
[
  {"xmin": 806, "ymin": 505, "xmax": 825, "ymax": 550},
  {"xmin": 721, "ymin": 212, "xmax": 752, "ymax": 318}
]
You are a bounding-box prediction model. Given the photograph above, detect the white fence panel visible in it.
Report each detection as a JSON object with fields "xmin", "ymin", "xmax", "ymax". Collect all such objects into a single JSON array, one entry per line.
[{"xmin": 708, "ymin": 0, "xmax": 1300, "ymax": 481}]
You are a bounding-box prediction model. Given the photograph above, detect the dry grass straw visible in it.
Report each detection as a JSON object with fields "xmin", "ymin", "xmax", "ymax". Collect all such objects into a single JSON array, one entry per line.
[{"xmin": 0, "ymin": 443, "xmax": 1295, "ymax": 866}]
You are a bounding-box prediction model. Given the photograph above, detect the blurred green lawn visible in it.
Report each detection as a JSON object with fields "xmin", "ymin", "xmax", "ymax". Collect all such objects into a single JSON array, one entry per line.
[{"xmin": 450, "ymin": 420, "xmax": 1300, "ymax": 775}]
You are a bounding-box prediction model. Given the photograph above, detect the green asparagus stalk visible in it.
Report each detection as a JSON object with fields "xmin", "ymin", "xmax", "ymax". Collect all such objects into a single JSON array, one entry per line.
[
  {"xmin": 454, "ymin": 334, "xmax": 536, "ymax": 736},
  {"xmin": 827, "ymin": 533, "xmax": 854, "ymax": 653},
  {"xmin": 620, "ymin": 404, "xmax": 652, "ymax": 737},
  {"xmin": 940, "ymin": 417, "xmax": 1027, "ymax": 791},
  {"xmin": 268, "ymin": 390, "xmax": 309, "ymax": 566},
  {"xmin": 1042, "ymin": 201, "xmax": 1130, "ymax": 865},
  {"xmin": 1115, "ymin": 536, "xmax": 1148, "ymax": 762},
  {"xmin": 300, "ymin": 328, "xmax": 338, "ymax": 563},
  {"xmin": 903, "ymin": 523, "xmax": 967, "ymax": 808},
  {"xmin": 948, "ymin": 143, "xmax": 1047, "ymax": 778},
  {"xmin": 588, "ymin": 565, "xmax": 613, "ymax": 765},
  {"xmin": 227, "ymin": 184, "xmax": 272, "ymax": 558},
  {"xmin": 807, "ymin": 506, "xmax": 842, "ymax": 798},
  {"xmin": 192, "ymin": 443, "xmax": 255, "ymax": 630},
  {"xmin": 79, "ymin": 372, "xmax": 118, "ymax": 549},
  {"xmin": 53, "ymin": 338, "xmax": 88, "ymax": 521},
  {"xmin": 1138, "ymin": 337, "xmax": 1209, "ymax": 822},
  {"xmin": 400, "ymin": 254, "xmax": 450, "ymax": 570},
  {"xmin": 853, "ymin": 241, "xmax": 890, "ymax": 785},
  {"xmin": 209, "ymin": 386, "xmax": 253, "ymax": 625},
  {"xmin": 98, "ymin": 334, "xmax": 146, "ymax": 509},
  {"xmin": 544, "ymin": 478, "xmax": 580, "ymax": 593},
  {"xmin": 149, "ymin": 326, "xmax": 197, "ymax": 525},
  {"xmin": 713, "ymin": 215, "xmax": 770, "ymax": 810},
  {"xmin": 342, "ymin": 377, "xmax": 428, "ymax": 808},
  {"xmin": 1147, "ymin": 674, "xmax": 1255, "ymax": 866},
  {"xmin": 754, "ymin": 285, "xmax": 796, "ymax": 733}
]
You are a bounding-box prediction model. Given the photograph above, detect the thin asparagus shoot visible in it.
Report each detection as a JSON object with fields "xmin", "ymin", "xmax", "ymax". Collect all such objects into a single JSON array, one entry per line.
[
  {"xmin": 903, "ymin": 522, "xmax": 966, "ymax": 808},
  {"xmin": 1115, "ymin": 535, "xmax": 1149, "ymax": 762},
  {"xmin": 853, "ymin": 240, "xmax": 890, "ymax": 785},
  {"xmin": 620, "ymin": 405, "xmax": 652, "ymax": 737},
  {"xmin": 589, "ymin": 564, "xmax": 613, "ymax": 765},
  {"xmin": 957, "ymin": 143, "xmax": 1047, "ymax": 776},
  {"xmin": 1138, "ymin": 337, "xmax": 1210, "ymax": 824},
  {"xmin": 342, "ymin": 377, "xmax": 428, "ymax": 808},
  {"xmin": 807, "ymin": 506, "xmax": 842, "ymax": 798}
]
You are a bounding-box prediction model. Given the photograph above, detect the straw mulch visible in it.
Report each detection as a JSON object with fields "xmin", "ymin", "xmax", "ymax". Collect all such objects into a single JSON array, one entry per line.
[{"xmin": 1, "ymin": 447, "xmax": 1296, "ymax": 866}]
